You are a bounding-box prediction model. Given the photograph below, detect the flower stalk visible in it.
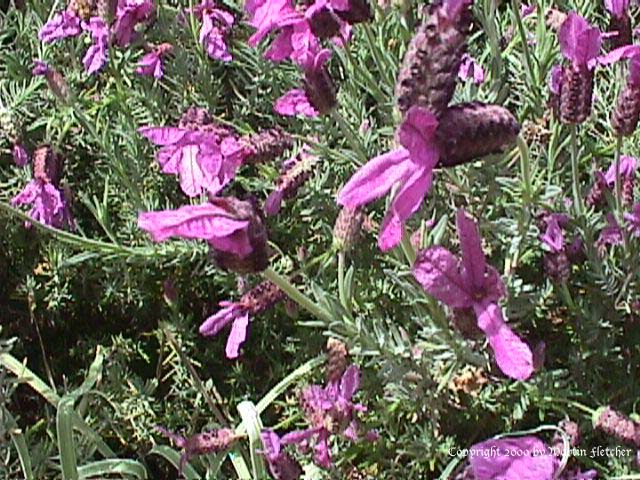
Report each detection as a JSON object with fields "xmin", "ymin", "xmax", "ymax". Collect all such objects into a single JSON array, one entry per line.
[{"xmin": 570, "ymin": 125, "xmax": 583, "ymax": 216}]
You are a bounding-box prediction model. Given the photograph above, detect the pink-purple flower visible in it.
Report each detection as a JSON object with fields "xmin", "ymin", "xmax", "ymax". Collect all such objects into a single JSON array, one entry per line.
[
  {"xmin": 39, "ymin": 10, "xmax": 83, "ymax": 43},
  {"xmin": 280, "ymin": 364, "xmax": 376, "ymax": 468},
  {"xmin": 139, "ymin": 124, "xmax": 244, "ymax": 197},
  {"xmin": 540, "ymin": 213, "xmax": 571, "ymax": 253},
  {"xmin": 458, "ymin": 54, "xmax": 485, "ymax": 84},
  {"xmin": 412, "ymin": 210, "xmax": 534, "ymax": 380},
  {"xmin": 113, "ymin": 0, "xmax": 155, "ymax": 47},
  {"xmin": 12, "ymin": 180, "xmax": 74, "ymax": 229},
  {"xmin": 338, "ymin": 106, "xmax": 440, "ymax": 251},
  {"xmin": 13, "ymin": 143, "xmax": 29, "ymax": 167},
  {"xmin": 82, "ymin": 17, "xmax": 110, "ymax": 74},
  {"xmin": 559, "ymin": 12, "xmax": 602, "ymax": 70},
  {"xmin": 260, "ymin": 430, "xmax": 303, "ymax": 480},
  {"xmin": 605, "ymin": 155, "xmax": 637, "ymax": 186},
  {"xmin": 186, "ymin": 0, "xmax": 235, "ymax": 62},
  {"xmin": 624, "ymin": 203, "xmax": 640, "ymax": 236},
  {"xmin": 605, "ymin": 0, "xmax": 631, "ymax": 19},
  {"xmin": 136, "ymin": 43, "xmax": 173, "ymax": 78}
]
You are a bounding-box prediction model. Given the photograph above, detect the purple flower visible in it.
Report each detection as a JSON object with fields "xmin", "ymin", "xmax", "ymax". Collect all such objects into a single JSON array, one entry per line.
[
  {"xmin": 624, "ymin": 203, "xmax": 640, "ymax": 236},
  {"xmin": 598, "ymin": 213, "xmax": 624, "ymax": 251},
  {"xmin": 136, "ymin": 43, "xmax": 173, "ymax": 78},
  {"xmin": 559, "ymin": 12, "xmax": 602, "ymax": 69},
  {"xmin": 114, "ymin": 0, "xmax": 155, "ymax": 47},
  {"xmin": 261, "ymin": 430, "xmax": 303, "ymax": 480},
  {"xmin": 540, "ymin": 213, "xmax": 570, "ymax": 253},
  {"xmin": 469, "ymin": 437, "xmax": 557, "ymax": 480},
  {"xmin": 11, "ymin": 179, "xmax": 74, "ymax": 229},
  {"xmin": 139, "ymin": 125, "xmax": 244, "ymax": 197},
  {"xmin": 413, "ymin": 210, "xmax": 534, "ymax": 380},
  {"xmin": 13, "ymin": 143, "xmax": 29, "ymax": 167},
  {"xmin": 458, "ymin": 54, "xmax": 485, "ymax": 84},
  {"xmin": 39, "ymin": 11, "xmax": 82, "ymax": 43},
  {"xmin": 281, "ymin": 364, "xmax": 376, "ymax": 469},
  {"xmin": 338, "ymin": 106, "xmax": 440, "ymax": 251},
  {"xmin": 186, "ymin": 0, "xmax": 235, "ymax": 62},
  {"xmin": 604, "ymin": 155, "xmax": 637, "ymax": 186},
  {"xmin": 82, "ymin": 17, "xmax": 110, "ymax": 74},
  {"xmin": 138, "ymin": 201, "xmax": 255, "ymax": 255},
  {"xmin": 605, "ymin": 0, "xmax": 630, "ymax": 19},
  {"xmin": 274, "ymin": 48, "xmax": 332, "ymax": 117},
  {"xmin": 520, "ymin": 3, "xmax": 535, "ymax": 19}
]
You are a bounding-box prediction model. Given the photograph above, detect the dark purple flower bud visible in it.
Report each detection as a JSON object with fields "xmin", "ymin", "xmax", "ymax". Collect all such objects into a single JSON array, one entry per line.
[
  {"xmin": 32, "ymin": 145, "xmax": 62, "ymax": 184},
  {"xmin": 307, "ymin": 3, "xmax": 342, "ymax": 39},
  {"xmin": 326, "ymin": 338, "xmax": 349, "ymax": 384},
  {"xmin": 395, "ymin": 0, "xmax": 473, "ymax": 117},
  {"xmin": 331, "ymin": 0, "xmax": 371, "ymax": 24},
  {"xmin": 266, "ymin": 147, "xmax": 318, "ymax": 216},
  {"xmin": 332, "ymin": 206, "xmax": 366, "ymax": 252},
  {"xmin": 435, "ymin": 102, "xmax": 520, "ymax": 168},
  {"xmin": 32, "ymin": 61, "xmax": 71, "ymax": 103},
  {"xmin": 594, "ymin": 406, "xmax": 640, "ymax": 447},
  {"xmin": 240, "ymin": 128, "xmax": 294, "ymax": 165},
  {"xmin": 586, "ymin": 171, "xmax": 608, "ymax": 209}
]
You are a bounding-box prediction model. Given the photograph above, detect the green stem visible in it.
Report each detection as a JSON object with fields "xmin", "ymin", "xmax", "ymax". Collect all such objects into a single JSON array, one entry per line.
[
  {"xmin": 614, "ymin": 135, "xmax": 623, "ymax": 216},
  {"xmin": 517, "ymin": 135, "xmax": 532, "ymax": 205},
  {"xmin": 337, "ymin": 251, "xmax": 350, "ymax": 313},
  {"xmin": 570, "ymin": 125, "xmax": 583, "ymax": 216},
  {"xmin": 262, "ymin": 268, "xmax": 333, "ymax": 323},
  {"xmin": 330, "ymin": 109, "xmax": 368, "ymax": 164},
  {"xmin": 511, "ymin": 0, "xmax": 541, "ymax": 109}
]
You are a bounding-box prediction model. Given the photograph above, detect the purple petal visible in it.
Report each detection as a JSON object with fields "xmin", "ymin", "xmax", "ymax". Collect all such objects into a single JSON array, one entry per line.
[
  {"xmin": 378, "ymin": 166, "xmax": 433, "ymax": 251},
  {"xmin": 199, "ymin": 305, "xmax": 242, "ymax": 336},
  {"xmin": 265, "ymin": 29, "xmax": 294, "ymax": 62},
  {"xmin": 13, "ymin": 143, "xmax": 29, "ymax": 166},
  {"xmin": 413, "ymin": 246, "xmax": 473, "ymax": 307},
  {"xmin": 605, "ymin": 0, "xmax": 630, "ymax": 18},
  {"xmin": 470, "ymin": 437, "xmax": 556, "ymax": 480},
  {"xmin": 139, "ymin": 126, "xmax": 189, "ymax": 146},
  {"xmin": 397, "ymin": 106, "xmax": 439, "ymax": 167},
  {"xmin": 458, "ymin": 54, "xmax": 485, "ymax": 84},
  {"xmin": 281, "ymin": 428, "xmax": 318, "ymax": 445},
  {"xmin": 260, "ymin": 430, "xmax": 281, "ymax": 460},
  {"xmin": 39, "ymin": 11, "xmax": 82, "ymax": 43},
  {"xmin": 225, "ymin": 313, "xmax": 250, "ymax": 358},
  {"xmin": 605, "ymin": 155, "xmax": 637, "ymax": 185},
  {"xmin": 274, "ymin": 89, "xmax": 319, "ymax": 117},
  {"xmin": 177, "ymin": 145, "xmax": 207, "ymax": 196},
  {"xmin": 541, "ymin": 216, "xmax": 564, "ymax": 252},
  {"xmin": 473, "ymin": 300, "xmax": 534, "ymax": 380},
  {"xmin": 314, "ymin": 430, "xmax": 332, "ymax": 468},
  {"xmin": 559, "ymin": 12, "xmax": 601, "ymax": 67},
  {"xmin": 339, "ymin": 365, "xmax": 360, "ymax": 400},
  {"xmin": 337, "ymin": 148, "xmax": 412, "ymax": 208},
  {"xmin": 597, "ymin": 44, "xmax": 640, "ymax": 67}
]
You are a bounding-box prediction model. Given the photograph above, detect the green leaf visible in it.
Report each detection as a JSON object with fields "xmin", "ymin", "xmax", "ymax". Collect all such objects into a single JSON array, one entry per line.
[
  {"xmin": 3, "ymin": 407, "xmax": 34, "ymax": 480},
  {"xmin": 236, "ymin": 401, "xmax": 266, "ymax": 480},
  {"xmin": 57, "ymin": 395, "xmax": 79, "ymax": 480},
  {"xmin": 77, "ymin": 459, "xmax": 148, "ymax": 479}
]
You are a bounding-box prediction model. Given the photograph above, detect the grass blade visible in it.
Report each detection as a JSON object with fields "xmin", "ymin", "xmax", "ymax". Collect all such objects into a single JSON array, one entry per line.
[
  {"xmin": 77, "ymin": 459, "xmax": 148, "ymax": 479},
  {"xmin": 3, "ymin": 407, "xmax": 34, "ymax": 480},
  {"xmin": 57, "ymin": 395, "xmax": 79, "ymax": 480},
  {"xmin": 147, "ymin": 446, "xmax": 200, "ymax": 480},
  {"xmin": 236, "ymin": 401, "xmax": 266, "ymax": 480}
]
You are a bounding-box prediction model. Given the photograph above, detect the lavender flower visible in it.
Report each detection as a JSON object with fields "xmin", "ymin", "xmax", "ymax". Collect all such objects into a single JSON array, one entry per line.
[
  {"xmin": 82, "ymin": 17, "xmax": 110, "ymax": 74},
  {"xmin": 413, "ymin": 210, "xmax": 534, "ymax": 380},
  {"xmin": 39, "ymin": 10, "xmax": 83, "ymax": 43},
  {"xmin": 469, "ymin": 437, "xmax": 557, "ymax": 479},
  {"xmin": 281, "ymin": 364, "xmax": 376, "ymax": 468},
  {"xmin": 136, "ymin": 43, "xmax": 173, "ymax": 78},
  {"xmin": 185, "ymin": 0, "xmax": 235, "ymax": 62},
  {"xmin": 605, "ymin": 155, "xmax": 637, "ymax": 186},
  {"xmin": 113, "ymin": 0, "xmax": 155, "ymax": 47},
  {"xmin": 13, "ymin": 143, "xmax": 29, "ymax": 167},
  {"xmin": 338, "ymin": 106, "xmax": 440, "ymax": 250},
  {"xmin": 156, "ymin": 426, "xmax": 238, "ymax": 473},
  {"xmin": 458, "ymin": 54, "xmax": 485, "ymax": 84},
  {"xmin": 32, "ymin": 60, "xmax": 70, "ymax": 102},
  {"xmin": 605, "ymin": 0, "xmax": 632, "ymax": 48},
  {"xmin": 199, "ymin": 281, "xmax": 286, "ymax": 358},
  {"xmin": 624, "ymin": 203, "xmax": 640, "ymax": 236},
  {"xmin": 261, "ymin": 430, "xmax": 303, "ymax": 480},
  {"xmin": 266, "ymin": 146, "xmax": 318, "ymax": 215},
  {"xmin": 139, "ymin": 121, "xmax": 244, "ymax": 197},
  {"xmin": 597, "ymin": 213, "xmax": 624, "ymax": 254}
]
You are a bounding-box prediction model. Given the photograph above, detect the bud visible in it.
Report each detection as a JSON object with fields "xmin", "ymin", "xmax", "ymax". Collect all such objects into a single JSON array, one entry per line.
[
  {"xmin": 238, "ymin": 280, "xmax": 287, "ymax": 316},
  {"xmin": 266, "ymin": 148, "xmax": 318, "ymax": 216},
  {"xmin": 586, "ymin": 171, "xmax": 607, "ymax": 209},
  {"xmin": 594, "ymin": 406, "xmax": 640, "ymax": 447},
  {"xmin": 208, "ymin": 197, "xmax": 269, "ymax": 274},
  {"xmin": 609, "ymin": 14, "xmax": 632, "ymax": 50},
  {"xmin": 612, "ymin": 83, "xmax": 640, "ymax": 137},
  {"xmin": 308, "ymin": 6, "xmax": 342, "ymax": 39},
  {"xmin": 395, "ymin": 1, "xmax": 472, "ymax": 117},
  {"xmin": 32, "ymin": 145, "xmax": 62, "ymax": 184},
  {"xmin": 436, "ymin": 102, "xmax": 520, "ymax": 167},
  {"xmin": 240, "ymin": 128, "xmax": 294, "ymax": 165},
  {"xmin": 33, "ymin": 61, "xmax": 71, "ymax": 103},
  {"xmin": 269, "ymin": 452, "xmax": 303, "ymax": 480},
  {"xmin": 559, "ymin": 66, "xmax": 594, "ymax": 124},
  {"xmin": 156, "ymin": 426, "xmax": 239, "ymax": 470},
  {"xmin": 304, "ymin": 68, "xmax": 337, "ymax": 116},
  {"xmin": 326, "ymin": 338, "xmax": 349, "ymax": 384},
  {"xmin": 334, "ymin": 0, "xmax": 372, "ymax": 24},
  {"xmin": 333, "ymin": 206, "xmax": 366, "ymax": 251},
  {"xmin": 68, "ymin": 0, "xmax": 95, "ymax": 20},
  {"xmin": 543, "ymin": 250, "xmax": 570, "ymax": 283}
]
